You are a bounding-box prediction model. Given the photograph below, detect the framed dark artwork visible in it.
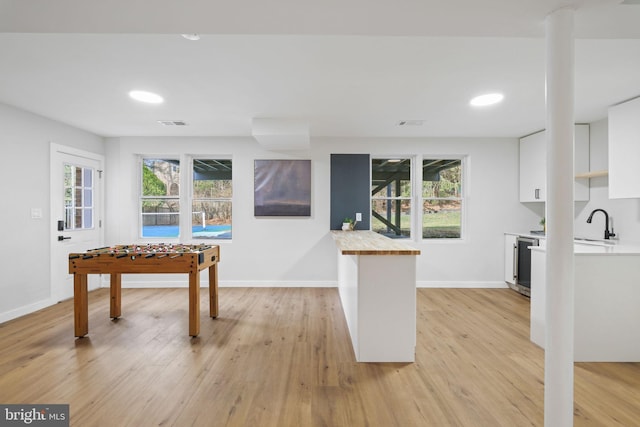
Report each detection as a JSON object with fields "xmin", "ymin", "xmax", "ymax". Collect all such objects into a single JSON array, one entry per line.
[{"xmin": 254, "ymin": 159, "xmax": 311, "ymax": 216}]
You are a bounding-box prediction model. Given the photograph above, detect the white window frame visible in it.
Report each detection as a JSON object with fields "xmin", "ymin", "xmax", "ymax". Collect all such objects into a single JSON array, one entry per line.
[
  {"xmin": 419, "ymin": 154, "xmax": 467, "ymax": 242},
  {"xmin": 187, "ymin": 155, "xmax": 233, "ymax": 241},
  {"xmin": 371, "ymin": 156, "xmax": 415, "ymax": 239},
  {"xmin": 138, "ymin": 155, "xmax": 234, "ymax": 242},
  {"xmin": 139, "ymin": 156, "xmax": 181, "ymax": 240}
]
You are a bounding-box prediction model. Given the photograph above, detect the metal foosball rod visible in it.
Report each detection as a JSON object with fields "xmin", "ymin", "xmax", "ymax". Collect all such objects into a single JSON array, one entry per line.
[{"xmin": 88, "ymin": 246, "xmax": 111, "ymax": 252}]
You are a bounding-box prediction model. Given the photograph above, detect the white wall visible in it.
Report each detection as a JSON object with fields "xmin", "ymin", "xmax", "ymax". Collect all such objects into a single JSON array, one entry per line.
[
  {"xmin": 105, "ymin": 136, "xmax": 337, "ymax": 287},
  {"xmin": 0, "ymin": 104, "xmax": 546, "ymax": 322},
  {"xmin": 0, "ymin": 103, "xmax": 104, "ymax": 322},
  {"xmin": 105, "ymin": 135, "xmax": 536, "ymax": 289},
  {"xmin": 574, "ymin": 118, "xmax": 640, "ymax": 242}
]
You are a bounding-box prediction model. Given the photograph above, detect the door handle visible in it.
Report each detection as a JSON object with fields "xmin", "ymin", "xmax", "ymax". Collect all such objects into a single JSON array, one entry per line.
[
  {"xmin": 513, "ymin": 244, "xmax": 518, "ymax": 280},
  {"xmin": 58, "ymin": 235, "xmax": 71, "ymax": 241}
]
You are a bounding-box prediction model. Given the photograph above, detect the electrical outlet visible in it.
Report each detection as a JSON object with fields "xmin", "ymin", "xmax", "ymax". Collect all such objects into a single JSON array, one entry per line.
[{"xmin": 355, "ymin": 212, "xmax": 362, "ymax": 221}]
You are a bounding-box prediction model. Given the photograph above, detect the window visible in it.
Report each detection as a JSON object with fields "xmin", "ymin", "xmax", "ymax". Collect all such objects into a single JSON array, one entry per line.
[
  {"xmin": 371, "ymin": 158, "xmax": 412, "ymax": 238},
  {"xmin": 141, "ymin": 158, "xmax": 180, "ymax": 238},
  {"xmin": 370, "ymin": 156, "xmax": 465, "ymax": 241},
  {"xmin": 422, "ymin": 159, "xmax": 463, "ymax": 239},
  {"xmin": 192, "ymin": 159, "xmax": 232, "ymax": 239},
  {"xmin": 64, "ymin": 163, "xmax": 94, "ymax": 230},
  {"xmin": 139, "ymin": 157, "xmax": 232, "ymax": 240}
]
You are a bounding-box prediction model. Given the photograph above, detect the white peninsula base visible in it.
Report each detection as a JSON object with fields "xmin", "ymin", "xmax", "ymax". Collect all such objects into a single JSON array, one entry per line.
[{"xmin": 332, "ymin": 231, "xmax": 420, "ymax": 363}]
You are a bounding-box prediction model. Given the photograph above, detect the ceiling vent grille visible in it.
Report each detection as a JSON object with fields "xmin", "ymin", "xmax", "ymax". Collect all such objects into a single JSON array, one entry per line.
[
  {"xmin": 396, "ymin": 120, "xmax": 425, "ymax": 126},
  {"xmin": 157, "ymin": 120, "xmax": 187, "ymax": 126}
]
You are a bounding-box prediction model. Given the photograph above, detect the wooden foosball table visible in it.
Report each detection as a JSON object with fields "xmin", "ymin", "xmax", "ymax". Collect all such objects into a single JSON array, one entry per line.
[{"xmin": 68, "ymin": 243, "xmax": 220, "ymax": 337}]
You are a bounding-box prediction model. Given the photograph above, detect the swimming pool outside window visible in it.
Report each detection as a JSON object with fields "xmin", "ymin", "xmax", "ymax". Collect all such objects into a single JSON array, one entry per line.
[
  {"xmin": 192, "ymin": 159, "xmax": 232, "ymax": 239},
  {"xmin": 141, "ymin": 158, "xmax": 180, "ymax": 238}
]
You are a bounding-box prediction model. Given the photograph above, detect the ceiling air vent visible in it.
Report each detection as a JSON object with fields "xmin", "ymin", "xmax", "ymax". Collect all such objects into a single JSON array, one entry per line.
[
  {"xmin": 396, "ymin": 120, "xmax": 425, "ymax": 126},
  {"xmin": 157, "ymin": 120, "xmax": 187, "ymax": 126}
]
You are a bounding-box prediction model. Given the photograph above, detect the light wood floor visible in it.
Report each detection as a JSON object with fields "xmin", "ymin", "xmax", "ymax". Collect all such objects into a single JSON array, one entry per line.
[{"xmin": 1, "ymin": 288, "xmax": 639, "ymax": 426}]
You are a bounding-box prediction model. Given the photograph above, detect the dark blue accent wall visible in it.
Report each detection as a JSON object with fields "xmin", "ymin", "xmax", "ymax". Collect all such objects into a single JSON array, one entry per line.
[{"xmin": 330, "ymin": 154, "xmax": 370, "ymax": 230}]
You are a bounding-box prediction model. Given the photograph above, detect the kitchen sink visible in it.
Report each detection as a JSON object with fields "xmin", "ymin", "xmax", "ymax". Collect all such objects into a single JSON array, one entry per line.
[{"xmin": 574, "ymin": 237, "xmax": 617, "ymax": 246}]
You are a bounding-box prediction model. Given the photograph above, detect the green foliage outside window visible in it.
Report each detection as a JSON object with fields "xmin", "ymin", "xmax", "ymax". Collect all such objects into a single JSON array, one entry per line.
[
  {"xmin": 141, "ymin": 160, "xmax": 180, "ymax": 229},
  {"xmin": 143, "ymin": 164, "xmax": 167, "ymax": 196}
]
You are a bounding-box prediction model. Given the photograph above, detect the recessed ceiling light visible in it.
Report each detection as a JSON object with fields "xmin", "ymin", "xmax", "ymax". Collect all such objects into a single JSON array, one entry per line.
[
  {"xmin": 181, "ymin": 34, "xmax": 200, "ymax": 41},
  {"xmin": 470, "ymin": 93, "xmax": 504, "ymax": 107},
  {"xmin": 129, "ymin": 90, "xmax": 164, "ymax": 104}
]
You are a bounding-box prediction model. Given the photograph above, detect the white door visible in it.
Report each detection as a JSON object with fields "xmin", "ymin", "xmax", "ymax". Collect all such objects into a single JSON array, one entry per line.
[{"xmin": 50, "ymin": 143, "xmax": 104, "ymax": 302}]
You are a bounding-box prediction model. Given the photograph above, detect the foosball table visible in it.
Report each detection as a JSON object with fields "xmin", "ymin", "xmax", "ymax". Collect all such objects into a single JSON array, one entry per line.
[{"xmin": 68, "ymin": 243, "xmax": 220, "ymax": 337}]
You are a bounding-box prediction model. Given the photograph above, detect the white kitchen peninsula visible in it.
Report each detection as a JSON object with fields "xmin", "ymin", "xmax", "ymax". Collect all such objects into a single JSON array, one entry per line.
[
  {"xmin": 530, "ymin": 242, "xmax": 640, "ymax": 362},
  {"xmin": 331, "ymin": 230, "xmax": 420, "ymax": 362}
]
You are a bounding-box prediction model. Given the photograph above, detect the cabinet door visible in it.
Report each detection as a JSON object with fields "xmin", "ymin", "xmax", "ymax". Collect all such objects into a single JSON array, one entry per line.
[
  {"xmin": 529, "ymin": 249, "xmax": 546, "ymax": 347},
  {"xmin": 504, "ymin": 234, "xmax": 518, "ymax": 284},
  {"xmin": 519, "ymin": 131, "xmax": 546, "ymax": 202},
  {"xmin": 609, "ymin": 97, "xmax": 640, "ymax": 199},
  {"xmin": 519, "ymin": 125, "xmax": 590, "ymax": 202}
]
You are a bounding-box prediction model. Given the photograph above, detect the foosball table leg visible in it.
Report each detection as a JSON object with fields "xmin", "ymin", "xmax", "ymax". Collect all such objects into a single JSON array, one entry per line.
[
  {"xmin": 110, "ymin": 273, "xmax": 122, "ymax": 319},
  {"xmin": 189, "ymin": 271, "xmax": 200, "ymax": 337},
  {"xmin": 74, "ymin": 274, "xmax": 89, "ymax": 337},
  {"xmin": 209, "ymin": 263, "xmax": 218, "ymax": 318}
]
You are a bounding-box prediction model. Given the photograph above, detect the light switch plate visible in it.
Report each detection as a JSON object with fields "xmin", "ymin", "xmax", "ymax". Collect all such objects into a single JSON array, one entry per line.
[{"xmin": 31, "ymin": 208, "xmax": 43, "ymax": 219}]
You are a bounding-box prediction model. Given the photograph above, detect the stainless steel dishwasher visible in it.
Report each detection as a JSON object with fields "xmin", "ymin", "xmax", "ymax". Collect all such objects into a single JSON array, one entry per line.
[{"xmin": 513, "ymin": 236, "xmax": 539, "ymax": 297}]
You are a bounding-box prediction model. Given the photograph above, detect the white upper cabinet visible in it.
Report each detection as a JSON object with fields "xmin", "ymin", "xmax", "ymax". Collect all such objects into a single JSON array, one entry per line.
[
  {"xmin": 519, "ymin": 130, "xmax": 546, "ymax": 202},
  {"xmin": 609, "ymin": 97, "xmax": 640, "ymax": 199},
  {"xmin": 519, "ymin": 124, "xmax": 590, "ymax": 203}
]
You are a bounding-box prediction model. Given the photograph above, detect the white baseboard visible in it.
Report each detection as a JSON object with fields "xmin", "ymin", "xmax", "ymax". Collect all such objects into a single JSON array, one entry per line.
[
  {"xmin": 218, "ymin": 280, "xmax": 337, "ymax": 288},
  {"xmin": 105, "ymin": 279, "xmax": 339, "ymax": 288},
  {"xmin": 0, "ymin": 298, "xmax": 55, "ymax": 324},
  {"xmin": 1, "ymin": 281, "xmax": 102, "ymax": 323},
  {"xmin": 417, "ymin": 281, "xmax": 508, "ymax": 289},
  {"xmin": 108, "ymin": 280, "xmax": 507, "ymax": 289}
]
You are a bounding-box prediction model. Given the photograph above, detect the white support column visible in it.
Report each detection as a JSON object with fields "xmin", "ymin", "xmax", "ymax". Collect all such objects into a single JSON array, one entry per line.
[{"xmin": 544, "ymin": 7, "xmax": 575, "ymax": 427}]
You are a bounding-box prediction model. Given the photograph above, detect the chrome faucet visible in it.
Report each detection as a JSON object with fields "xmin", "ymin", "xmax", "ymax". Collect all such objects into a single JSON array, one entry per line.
[{"xmin": 586, "ymin": 209, "xmax": 616, "ymax": 239}]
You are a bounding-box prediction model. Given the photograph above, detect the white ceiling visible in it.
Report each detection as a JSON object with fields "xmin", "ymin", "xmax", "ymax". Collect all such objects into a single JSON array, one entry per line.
[{"xmin": 1, "ymin": 0, "xmax": 639, "ymax": 139}]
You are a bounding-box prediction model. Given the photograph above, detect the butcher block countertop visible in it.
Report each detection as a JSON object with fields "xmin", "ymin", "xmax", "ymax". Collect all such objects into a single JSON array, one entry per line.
[{"xmin": 331, "ymin": 230, "xmax": 421, "ymax": 255}]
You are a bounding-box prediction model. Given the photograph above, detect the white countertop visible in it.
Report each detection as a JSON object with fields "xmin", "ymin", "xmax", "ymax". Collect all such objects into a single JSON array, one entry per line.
[
  {"xmin": 507, "ymin": 231, "xmax": 640, "ymax": 255},
  {"xmin": 531, "ymin": 240, "xmax": 640, "ymax": 255},
  {"xmin": 531, "ymin": 243, "xmax": 640, "ymax": 255}
]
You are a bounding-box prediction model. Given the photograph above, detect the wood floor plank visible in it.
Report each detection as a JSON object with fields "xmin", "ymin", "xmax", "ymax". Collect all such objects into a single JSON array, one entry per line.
[{"xmin": 1, "ymin": 287, "xmax": 639, "ymax": 426}]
